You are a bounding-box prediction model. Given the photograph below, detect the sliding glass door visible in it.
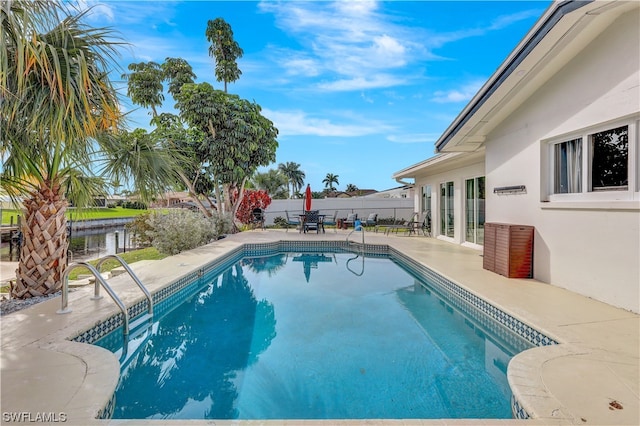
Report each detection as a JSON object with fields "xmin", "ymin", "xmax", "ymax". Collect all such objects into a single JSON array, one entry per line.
[
  {"xmin": 440, "ymin": 181, "xmax": 454, "ymax": 238},
  {"xmin": 465, "ymin": 176, "xmax": 485, "ymax": 245}
]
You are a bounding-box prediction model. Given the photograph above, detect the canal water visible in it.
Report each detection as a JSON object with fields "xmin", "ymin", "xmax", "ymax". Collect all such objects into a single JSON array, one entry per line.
[{"xmin": 1, "ymin": 226, "xmax": 140, "ymax": 263}]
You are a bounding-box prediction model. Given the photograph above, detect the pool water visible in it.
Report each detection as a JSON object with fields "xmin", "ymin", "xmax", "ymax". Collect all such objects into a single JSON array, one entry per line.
[{"xmin": 96, "ymin": 251, "xmax": 533, "ymax": 420}]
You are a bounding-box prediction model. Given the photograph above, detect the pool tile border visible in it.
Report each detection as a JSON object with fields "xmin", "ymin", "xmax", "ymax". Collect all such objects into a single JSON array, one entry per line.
[{"xmin": 73, "ymin": 240, "xmax": 556, "ymax": 421}]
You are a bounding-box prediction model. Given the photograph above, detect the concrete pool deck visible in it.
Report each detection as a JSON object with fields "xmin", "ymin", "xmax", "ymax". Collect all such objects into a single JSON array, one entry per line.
[{"xmin": 1, "ymin": 229, "xmax": 638, "ymax": 425}]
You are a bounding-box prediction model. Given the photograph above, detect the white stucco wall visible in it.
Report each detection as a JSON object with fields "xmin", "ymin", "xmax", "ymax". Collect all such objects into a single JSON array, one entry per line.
[
  {"xmin": 264, "ymin": 198, "xmax": 415, "ymax": 226},
  {"xmin": 484, "ymin": 11, "xmax": 640, "ymax": 312}
]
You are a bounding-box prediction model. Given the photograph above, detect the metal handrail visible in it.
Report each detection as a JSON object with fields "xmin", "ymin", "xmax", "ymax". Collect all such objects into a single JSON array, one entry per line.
[
  {"xmin": 57, "ymin": 262, "xmax": 130, "ymax": 335},
  {"xmin": 57, "ymin": 255, "xmax": 154, "ymax": 341},
  {"xmin": 345, "ymin": 221, "xmax": 366, "ymax": 276},
  {"xmin": 94, "ymin": 255, "xmax": 154, "ymax": 317},
  {"xmin": 346, "ymin": 254, "xmax": 365, "ymax": 276},
  {"xmin": 346, "ymin": 221, "xmax": 365, "ymax": 248}
]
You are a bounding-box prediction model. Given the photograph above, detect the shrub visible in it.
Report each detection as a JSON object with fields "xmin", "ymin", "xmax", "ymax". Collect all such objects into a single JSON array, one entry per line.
[
  {"xmin": 122, "ymin": 200, "xmax": 147, "ymax": 210},
  {"xmin": 210, "ymin": 211, "xmax": 235, "ymax": 237},
  {"xmin": 273, "ymin": 216, "xmax": 288, "ymax": 228},
  {"xmin": 146, "ymin": 210, "xmax": 217, "ymax": 255},
  {"xmin": 378, "ymin": 216, "xmax": 401, "ymax": 225},
  {"xmin": 236, "ymin": 189, "xmax": 272, "ymax": 224},
  {"xmin": 125, "ymin": 212, "xmax": 154, "ymax": 247}
]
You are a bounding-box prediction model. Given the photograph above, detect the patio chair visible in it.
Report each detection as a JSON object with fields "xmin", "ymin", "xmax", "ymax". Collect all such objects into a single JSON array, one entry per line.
[
  {"xmin": 303, "ymin": 210, "xmax": 324, "ymax": 234},
  {"xmin": 285, "ymin": 210, "xmax": 300, "ymax": 232},
  {"xmin": 363, "ymin": 213, "xmax": 378, "ymax": 230},
  {"xmin": 419, "ymin": 212, "xmax": 432, "ymax": 236},
  {"xmin": 322, "ymin": 211, "xmax": 338, "ymax": 232},
  {"xmin": 385, "ymin": 213, "xmax": 419, "ymax": 235},
  {"xmin": 250, "ymin": 208, "xmax": 265, "ymax": 230}
]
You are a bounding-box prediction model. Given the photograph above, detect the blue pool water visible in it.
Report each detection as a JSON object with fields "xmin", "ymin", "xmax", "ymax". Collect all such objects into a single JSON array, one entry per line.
[{"xmin": 96, "ymin": 250, "xmax": 533, "ymax": 420}]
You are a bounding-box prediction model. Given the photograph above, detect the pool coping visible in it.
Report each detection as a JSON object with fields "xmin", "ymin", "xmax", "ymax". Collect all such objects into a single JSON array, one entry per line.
[{"xmin": 1, "ymin": 230, "xmax": 638, "ymax": 425}]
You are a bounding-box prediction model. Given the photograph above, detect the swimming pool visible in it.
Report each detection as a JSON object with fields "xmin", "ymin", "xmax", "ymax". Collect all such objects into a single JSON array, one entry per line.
[{"xmin": 94, "ymin": 244, "xmax": 546, "ymax": 420}]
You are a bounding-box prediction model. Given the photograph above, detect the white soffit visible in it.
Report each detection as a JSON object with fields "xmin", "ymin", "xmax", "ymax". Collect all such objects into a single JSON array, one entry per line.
[{"xmin": 393, "ymin": 150, "xmax": 485, "ymax": 179}]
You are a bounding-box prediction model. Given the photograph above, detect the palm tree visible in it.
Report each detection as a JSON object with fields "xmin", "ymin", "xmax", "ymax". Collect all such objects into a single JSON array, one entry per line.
[
  {"xmin": 346, "ymin": 183, "xmax": 358, "ymax": 192},
  {"xmin": 322, "ymin": 173, "xmax": 340, "ymax": 192},
  {"xmin": 278, "ymin": 162, "xmax": 305, "ymax": 198},
  {"xmin": 252, "ymin": 169, "xmax": 288, "ymax": 199},
  {"xmin": 1, "ymin": 1, "xmax": 177, "ymax": 298}
]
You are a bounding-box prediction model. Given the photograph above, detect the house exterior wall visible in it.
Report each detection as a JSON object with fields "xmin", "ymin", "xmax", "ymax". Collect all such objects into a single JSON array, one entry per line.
[
  {"xmin": 484, "ymin": 11, "xmax": 639, "ymax": 312},
  {"xmin": 412, "ymin": 160, "xmax": 485, "ymax": 247}
]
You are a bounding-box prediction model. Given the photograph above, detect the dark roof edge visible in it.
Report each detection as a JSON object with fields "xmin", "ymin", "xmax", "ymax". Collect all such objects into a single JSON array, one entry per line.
[{"xmin": 435, "ymin": 0, "xmax": 593, "ymax": 152}]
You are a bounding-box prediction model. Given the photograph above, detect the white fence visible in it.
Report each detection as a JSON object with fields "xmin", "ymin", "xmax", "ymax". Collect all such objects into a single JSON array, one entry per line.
[{"xmin": 264, "ymin": 198, "xmax": 415, "ymax": 226}]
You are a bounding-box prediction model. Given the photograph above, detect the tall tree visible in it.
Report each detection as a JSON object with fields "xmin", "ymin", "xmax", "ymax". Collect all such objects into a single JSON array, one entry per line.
[
  {"xmin": 322, "ymin": 173, "xmax": 340, "ymax": 192},
  {"xmin": 174, "ymin": 82, "xmax": 278, "ymax": 220},
  {"xmin": 278, "ymin": 162, "xmax": 305, "ymax": 198},
  {"xmin": 346, "ymin": 183, "xmax": 358, "ymax": 192},
  {"xmin": 205, "ymin": 17, "xmax": 243, "ymax": 93},
  {"xmin": 1, "ymin": 1, "xmax": 176, "ymax": 298}
]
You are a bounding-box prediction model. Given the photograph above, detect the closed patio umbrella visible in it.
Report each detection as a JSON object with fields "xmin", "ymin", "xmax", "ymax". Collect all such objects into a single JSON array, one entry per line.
[{"xmin": 304, "ymin": 184, "xmax": 312, "ymax": 211}]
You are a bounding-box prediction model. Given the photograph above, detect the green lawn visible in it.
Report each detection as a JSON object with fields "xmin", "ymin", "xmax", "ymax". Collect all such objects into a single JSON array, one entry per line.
[
  {"xmin": 67, "ymin": 247, "xmax": 167, "ymax": 280},
  {"xmin": 0, "ymin": 247, "xmax": 167, "ymax": 288},
  {"xmin": 2, "ymin": 207, "xmax": 151, "ymax": 226}
]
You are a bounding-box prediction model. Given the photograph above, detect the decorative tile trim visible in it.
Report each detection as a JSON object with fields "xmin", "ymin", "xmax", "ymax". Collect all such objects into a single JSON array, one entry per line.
[
  {"xmin": 511, "ymin": 394, "xmax": 531, "ymax": 419},
  {"xmin": 97, "ymin": 392, "xmax": 116, "ymax": 420},
  {"xmin": 390, "ymin": 248, "xmax": 558, "ymax": 348}
]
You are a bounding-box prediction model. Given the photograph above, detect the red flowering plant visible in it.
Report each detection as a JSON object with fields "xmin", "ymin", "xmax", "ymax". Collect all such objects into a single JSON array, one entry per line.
[{"xmin": 235, "ymin": 189, "xmax": 272, "ymax": 225}]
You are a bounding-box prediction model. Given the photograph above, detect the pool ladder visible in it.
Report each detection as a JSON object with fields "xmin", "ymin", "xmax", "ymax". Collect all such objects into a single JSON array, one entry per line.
[
  {"xmin": 346, "ymin": 222, "xmax": 365, "ymax": 247},
  {"xmin": 346, "ymin": 223, "xmax": 365, "ymax": 276},
  {"xmin": 57, "ymin": 255, "xmax": 154, "ymax": 342}
]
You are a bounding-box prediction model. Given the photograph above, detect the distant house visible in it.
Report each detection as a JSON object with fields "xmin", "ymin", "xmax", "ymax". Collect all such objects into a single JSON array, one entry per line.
[
  {"xmin": 393, "ymin": 1, "xmax": 639, "ymax": 312},
  {"xmin": 93, "ymin": 194, "xmax": 128, "ymax": 207},
  {"xmin": 324, "ymin": 189, "xmax": 379, "ymax": 198},
  {"xmin": 154, "ymin": 191, "xmax": 192, "ymax": 207},
  {"xmin": 367, "ymin": 185, "xmax": 414, "ymax": 199},
  {"xmin": 150, "ymin": 191, "xmax": 214, "ymax": 210}
]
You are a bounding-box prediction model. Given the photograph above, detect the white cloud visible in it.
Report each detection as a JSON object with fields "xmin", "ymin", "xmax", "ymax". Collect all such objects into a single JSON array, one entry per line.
[
  {"xmin": 258, "ymin": 1, "xmax": 542, "ymax": 93},
  {"xmin": 262, "ymin": 108, "xmax": 391, "ymax": 137},
  {"xmin": 387, "ymin": 133, "xmax": 440, "ymax": 144},
  {"xmin": 432, "ymin": 80, "xmax": 485, "ymax": 103},
  {"xmin": 489, "ymin": 10, "xmax": 545, "ymax": 31},
  {"xmin": 317, "ymin": 74, "xmax": 405, "ymax": 92},
  {"xmin": 258, "ymin": 1, "xmax": 424, "ymax": 92},
  {"xmin": 283, "ymin": 57, "xmax": 321, "ymax": 77}
]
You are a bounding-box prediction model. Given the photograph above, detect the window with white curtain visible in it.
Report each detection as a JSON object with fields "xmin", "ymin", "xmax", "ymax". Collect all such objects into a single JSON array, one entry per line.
[
  {"xmin": 554, "ymin": 138, "xmax": 582, "ymax": 193},
  {"xmin": 548, "ymin": 117, "xmax": 637, "ymax": 201}
]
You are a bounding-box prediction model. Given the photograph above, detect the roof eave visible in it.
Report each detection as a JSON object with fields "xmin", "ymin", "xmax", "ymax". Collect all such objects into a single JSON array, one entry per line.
[{"xmin": 434, "ymin": 0, "xmax": 593, "ymax": 152}]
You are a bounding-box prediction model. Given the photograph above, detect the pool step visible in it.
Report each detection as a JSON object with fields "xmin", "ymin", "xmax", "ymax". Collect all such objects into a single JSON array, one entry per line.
[{"xmin": 128, "ymin": 313, "xmax": 153, "ymax": 339}]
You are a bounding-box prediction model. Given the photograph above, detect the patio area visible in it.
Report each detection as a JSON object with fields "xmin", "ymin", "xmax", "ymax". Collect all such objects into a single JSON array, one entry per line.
[{"xmin": 1, "ymin": 229, "xmax": 638, "ymax": 425}]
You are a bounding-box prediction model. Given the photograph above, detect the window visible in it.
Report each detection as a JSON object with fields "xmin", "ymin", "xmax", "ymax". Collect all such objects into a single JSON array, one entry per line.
[
  {"xmin": 549, "ymin": 118, "xmax": 637, "ymax": 201},
  {"xmin": 554, "ymin": 138, "xmax": 582, "ymax": 193},
  {"xmin": 591, "ymin": 126, "xmax": 628, "ymax": 191},
  {"xmin": 465, "ymin": 177, "xmax": 485, "ymax": 245},
  {"xmin": 440, "ymin": 181, "xmax": 454, "ymax": 238}
]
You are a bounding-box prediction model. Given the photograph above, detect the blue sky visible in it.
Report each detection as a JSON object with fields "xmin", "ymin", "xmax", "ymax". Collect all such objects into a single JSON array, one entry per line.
[{"xmin": 81, "ymin": 0, "xmax": 551, "ymax": 192}]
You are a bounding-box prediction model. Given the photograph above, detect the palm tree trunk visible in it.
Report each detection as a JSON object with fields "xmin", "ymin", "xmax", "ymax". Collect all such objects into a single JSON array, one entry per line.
[{"xmin": 12, "ymin": 185, "xmax": 68, "ymax": 298}]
